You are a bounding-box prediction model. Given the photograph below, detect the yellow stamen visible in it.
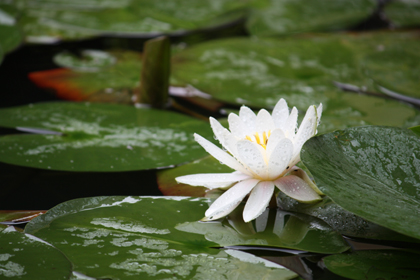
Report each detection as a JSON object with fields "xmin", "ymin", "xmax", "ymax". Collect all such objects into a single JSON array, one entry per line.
[
  {"xmin": 254, "ymin": 133, "xmax": 261, "ymax": 145},
  {"xmin": 245, "ymin": 130, "xmax": 272, "ymax": 150}
]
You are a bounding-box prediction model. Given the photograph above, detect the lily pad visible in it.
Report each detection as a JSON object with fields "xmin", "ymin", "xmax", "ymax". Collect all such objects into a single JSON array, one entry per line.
[
  {"xmin": 0, "ymin": 4, "xmax": 23, "ymax": 64},
  {"xmin": 25, "ymin": 196, "xmax": 298, "ymax": 279},
  {"xmin": 0, "ymin": 226, "xmax": 73, "ymax": 279},
  {"xmin": 0, "ymin": 102, "xmax": 214, "ymax": 171},
  {"xmin": 171, "ymin": 36, "xmax": 420, "ymax": 133},
  {"xmin": 246, "ymin": 0, "xmax": 377, "ymax": 36},
  {"xmin": 157, "ymin": 155, "xmax": 233, "ymax": 197},
  {"xmin": 362, "ymin": 40, "xmax": 420, "ymax": 99},
  {"xmin": 323, "ymin": 250, "xmax": 420, "ymax": 280},
  {"xmin": 384, "ymin": 0, "xmax": 420, "ymax": 28},
  {"xmin": 29, "ymin": 50, "xmax": 142, "ymax": 103},
  {"xmin": 277, "ymin": 195, "xmax": 420, "ymax": 244},
  {"xmin": 15, "ymin": 0, "xmax": 250, "ymax": 43},
  {"xmin": 301, "ymin": 126, "xmax": 420, "ymax": 240}
]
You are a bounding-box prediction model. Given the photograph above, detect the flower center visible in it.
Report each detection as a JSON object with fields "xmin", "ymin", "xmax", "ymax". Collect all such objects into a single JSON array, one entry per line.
[{"xmin": 245, "ymin": 130, "xmax": 271, "ymax": 149}]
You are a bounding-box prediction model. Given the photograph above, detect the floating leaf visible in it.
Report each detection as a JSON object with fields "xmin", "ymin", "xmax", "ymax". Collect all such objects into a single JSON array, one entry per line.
[
  {"xmin": 301, "ymin": 126, "xmax": 420, "ymax": 240},
  {"xmin": 384, "ymin": 0, "xmax": 420, "ymax": 28},
  {"xmin": 171, "ymin": 35, "xmax": 420, "ymax": 133},
  {"xmin": 15, "ymin": 0, "xmax": 250, "ymax": 43},
  {"xmin": 25, "ymin": 196, "xmax": 298, "ymax": 279},
  {"xmin": 29, "ymin": 50, "xmax": 142, "ymax": 103},
  {"xmin": 0, "ymin": 226, "xmax": 72, "ymax": 279},
  {"xmin": 53, "ymin": 49, "xmax": 117, "ymax": 72},
  {"xmin": 157, "ymin": 155, "xmax": 232, "ymax": 197},
  {"xmin": 277, "ymin": 195, "xmax": 420, "ymax": 244},
  {"xmin": 0, "ymin": 4, "xmax": 23, "ymax": 64},
  {"xmin": 362, "ymin": 40, "xmax": 420, "ymax": 99},
  {"xmin": 0, "ymin": 102, "xmax": 214, "ymax": 171},
  {"xmin": 323, "ymin": 250, "xmax": 420, "ymax": 280},
  {"xmin": 176, "ymin": 205, "xmax": 350, "ymax": 254},
  {"xmin": 246, "ymin": 0, "xmax": 377, "ymax": 36}
]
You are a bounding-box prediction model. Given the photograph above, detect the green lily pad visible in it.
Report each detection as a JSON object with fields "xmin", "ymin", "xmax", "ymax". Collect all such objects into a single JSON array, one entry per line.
[
  {"xmin": 362, "ymin": 40, "xmax": 420, "ymax": 99},
  {"xmin": 176, "ymin": 205, "xmax": 350, "ymax": 254},
  {"xmin": 409, "ymin": 125, "xmax": 420, "ymax": 137},
  {"xmin": 0, "ymin": 102, "xmax": 214, "ymax": 171},
  {"xmin": 29, "ymin": 50, "xmax": 142, "ymax": 103},
  {"xmin": 171, "ymin": 36, "xmax": 420, "ymax": 133},
  {"xmin": 301, "ymin": 126, "xmax": 420, "ymax": 240},
  {"xmin": 15, "ymin": 0, "xmax": 250, "ymax": 43},
  {"xmin": 0, "ymin": 226, "xmax": 72, "ymax": 279},
  {"xmin": 0, "ymin": 4, "xmax": 23, "ymax": 64},
  {"xmin": 323, "ymin": 250, "xmax": 420, "ymax": 280},
  {"xmin": 384, "ymin": 0, "xmax": 420, "ymax": 28},
  {"xmin": 25, "ymin": 196, "xmax": 298, "ymax": 279},
  {"xmin": 277, "ymin": 195, "xmax": 420, "ymax": 244},
  {"xmin": 157, "ymin": 155, "xmax": 233, "ymax": 197},
  {"xmin": 246, "ymin": 0, "xmax": 377, "ymax": 36}
]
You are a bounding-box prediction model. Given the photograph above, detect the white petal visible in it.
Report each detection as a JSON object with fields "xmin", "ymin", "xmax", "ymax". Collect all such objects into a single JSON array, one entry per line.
[
  {"xmin": 256, "ymin": 109, "xmax": 275, "ymax": 133},
  {"xmin": 239, "ymin": 106, "xmax": 257, "ymax": 133},
  {"xmin": 289, "ymin": 167, "xmax": 324, "ymax": 195},
  {"xmin": 316, "ymin": 103, "xmax": 323, "ymax": 127},
  {"xmin": 274, "ymin": 175, "xmax": 322, "ymax": 202},
  {"xmin": 210, "ymin": 117, "xmax": 238, "ymax": 156},
  {"xmin": 237, "ymin": 140, "xmax": 268, "ymax": 179},
  {"xmin": 283, "ymin": 107, "xmax": 298, "ymax": 139},
  {"xmin": 243, "ymin": 181, "xmax": 275, "ymax": 222},
  {"xmin": 272, "ymin": 98, "xmax": 289, "ymax": 129},
  {"xmin": 194, "ymin": 133, "xmax": 251, "ymax": 175},
  {"xmin": 228, "ymin": 113, "xmax": 248, "ymax": 139},
  {"xmin": 205, "ymin": 178, "xmax": 260, "ymax": 220},
  {"xmin": 291, "ymin": 105, "xmax": 317, "ymax": 165},
  {"xmin": 268, "ymin": 138, "xmax": 293, "ymax": 179},
  {"xmin": 176, "ymin": 172, "xmax": 251, "ymax": 189},
  {"xmin": 266, "ymin": 129, "xmax": 285, "ymax": 158}
]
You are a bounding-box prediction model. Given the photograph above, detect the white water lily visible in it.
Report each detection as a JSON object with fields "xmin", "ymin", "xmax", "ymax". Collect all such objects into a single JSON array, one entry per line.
[{"xmin": 176, "ymin": 98, "xmax": 323, "ymax": 222}]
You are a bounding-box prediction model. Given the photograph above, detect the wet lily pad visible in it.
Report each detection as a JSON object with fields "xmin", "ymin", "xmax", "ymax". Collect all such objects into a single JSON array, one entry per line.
[
  {"xmin": 0, "ymin": 102, "xmax": 214, "ymax": 171},
  {"xmin": 0, "ymin": 226, "xmax": 72, "ymax": 280},
  {"xmin": 157, "ymin": 155, "xmax": 232, "ymax": 197},
  {"xmin": 15, "ymin": 0, "xmax": 250, "ymax": 43},
  {"xmin": 362, "ymin": 40, "xmax": 420, "ymax": 99},
  {"xmin": 29, "ymin": 50, "xmax": 142, "ymax": 103},
  {"xmin": 0, "ymin": 4, "xmax": 23, "ymax": 64},
  {"xmin": 277, "ymin": 196, "xmax": 420, "ymax": 244},
  {"xmin": 323, "ymin": 250, "xmax": 420, "ymax": 280},
  {"xmin": 171, "ymin": 35, "xmax": 420, "ymax": 133},
  {"xmin": 301, "ymin": 126, "xmax": 420, "ymax": 240},
  {"xmin": 246, "ymin": 0, "xmax": 377, "ymax": 36},
  {"xmin": 384, "ymin": 0, "xmax": 420, "ymax": 28},
  {"xmin": 25, "ymin": 196, "xmax": 298, "ymax": 279}
]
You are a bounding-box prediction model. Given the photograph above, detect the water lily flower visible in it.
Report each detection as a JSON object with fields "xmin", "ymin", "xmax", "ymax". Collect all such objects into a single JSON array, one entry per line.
[{"xmin": 176, "ymin": 99, "xmax": 323, "ymax": 222}]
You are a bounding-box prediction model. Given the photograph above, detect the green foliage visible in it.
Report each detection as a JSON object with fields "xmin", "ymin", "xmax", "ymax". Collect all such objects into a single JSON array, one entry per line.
[
  {"xmin": 323, "ymin": 250, "xmax": 420, "ymax": 280},
  {"xmin": 246, "ymin": 0, "xmax": 377, "ymax": 36},
  {"xmin": 171, "ymin": 34, "xmax": 420, "ymax": 133},
  {"xmin": 0, "ymin": 102, "xmax": 214, "ymax": 171},
  {"xmin": 25, "ymin": 196, "xmax": 300, "ymax": 279},
  {"xmin": 0, "ymin": 227, "xmax": 72, "ymax": 279},
  {"xmin": 301, "ymin": 126, "xmax": 420, "ymax": 239}
]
